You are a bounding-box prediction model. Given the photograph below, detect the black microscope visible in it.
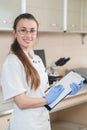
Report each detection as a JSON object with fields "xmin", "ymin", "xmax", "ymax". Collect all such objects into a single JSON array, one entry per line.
[{"xmin": 48, "ymin": 57, "xmax": 70, "ymax": 85}]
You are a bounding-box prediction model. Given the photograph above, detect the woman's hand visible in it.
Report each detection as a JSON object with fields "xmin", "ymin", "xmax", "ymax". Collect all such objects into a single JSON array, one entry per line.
[
  {"xmin": 43, "ymin": 85, "xmax": 64, "ymax": 105},
  {"xmin": 70, "ymin": 80, "xmax": 83, "ymax": 95}
]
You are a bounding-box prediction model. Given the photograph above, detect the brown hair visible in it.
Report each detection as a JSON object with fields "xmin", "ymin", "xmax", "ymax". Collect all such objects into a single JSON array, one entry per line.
[{"xmin": 11, "ymin": 13, "xmax": 40, "ymax": 90}]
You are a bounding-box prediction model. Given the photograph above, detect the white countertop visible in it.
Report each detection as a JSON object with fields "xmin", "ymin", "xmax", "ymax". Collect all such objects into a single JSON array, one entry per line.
[{"xmin": 51, "ymin": 84, "xmax": 87, "ymax": 113}]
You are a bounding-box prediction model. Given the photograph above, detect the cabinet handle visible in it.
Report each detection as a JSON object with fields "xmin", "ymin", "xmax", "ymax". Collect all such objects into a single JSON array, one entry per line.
[{"xmin": 50, "ymin": 23, "xmax": 58, "ymax": 27}]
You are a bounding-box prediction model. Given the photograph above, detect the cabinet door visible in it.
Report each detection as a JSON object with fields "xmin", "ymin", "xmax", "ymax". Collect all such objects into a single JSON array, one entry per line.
[
  {"xmin": 82, "ymin": 0, "xmax": 87, "ymax": 32},
  {"xmin": 0, "ymin": 114, "xmax": 10, "ymax": 130},
  {"xmin": 67, "ymin": 0, "xmax": 82, "ymax": 32},
  {"xmin": 67, "ymin": 0, "xmax": 87, "ymax": 33},
  {"xmin": 26, "ymin": 0, "xmax": 64, "ymax": 32},
  {"xmin": 0, "ymin": 0, "xmax": 21, "ymax": 31}
]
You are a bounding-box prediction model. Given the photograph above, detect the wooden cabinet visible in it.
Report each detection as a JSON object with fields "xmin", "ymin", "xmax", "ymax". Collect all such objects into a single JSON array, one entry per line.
[
  {"xmin": 50, "ymin": 103, "xmax": 87, "ymax": 130},
  {"xmin": 26, "ymin": 0, "xmax": 64, "ymax": 32},
  {"xmin": 0, "ymin": 114, "xmax": 10, "ymax": 130},
  {"xmin": 0, "ymin": 0, "xmax": 21, "ymax": 31}
]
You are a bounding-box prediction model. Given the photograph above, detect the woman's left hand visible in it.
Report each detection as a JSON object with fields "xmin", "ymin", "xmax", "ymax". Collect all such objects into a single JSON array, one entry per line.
[{"xmin": 69, "ymin": 80, "xmax": 83, "ymax": 95}]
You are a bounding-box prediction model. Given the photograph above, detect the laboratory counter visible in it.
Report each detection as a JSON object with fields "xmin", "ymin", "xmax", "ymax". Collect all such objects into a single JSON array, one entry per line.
[{"xmin": 51, "ymin": 83, "xmax": 87, "ymax": 113}]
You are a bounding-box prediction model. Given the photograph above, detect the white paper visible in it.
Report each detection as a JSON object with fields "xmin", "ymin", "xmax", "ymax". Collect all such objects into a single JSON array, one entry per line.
[{"xmin": 48, "ymin": 71, "xmax": 85, "ymax": 109}]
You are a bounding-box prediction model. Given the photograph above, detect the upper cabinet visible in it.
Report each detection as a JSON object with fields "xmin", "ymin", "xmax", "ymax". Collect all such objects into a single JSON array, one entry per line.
[
  {"xmin": 81, "ymin": 0, "xmax": 87, "ymax": 32},
  {"xmin": 67, "ymin": 0, "xmax": 81, "ymax": 32},
  {"xmin": 0, "ymin": 0, "xmax": 21, "ymax": 31},
  {"xmin": 67, "ymin": 0, "xmax": 87, "ymax": 33},
  {"xmin": 26, "ymin": 0, "xmax": 64, "ymax": 32},
  {"xmin": 0, "ymin": 0, "xmax": 87, "ymax": 33}
]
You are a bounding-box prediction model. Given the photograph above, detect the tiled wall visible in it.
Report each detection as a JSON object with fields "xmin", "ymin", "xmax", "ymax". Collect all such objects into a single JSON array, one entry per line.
[{"xmin": 0, "ymin": 32, "xmax": 87, "ymax": 76}]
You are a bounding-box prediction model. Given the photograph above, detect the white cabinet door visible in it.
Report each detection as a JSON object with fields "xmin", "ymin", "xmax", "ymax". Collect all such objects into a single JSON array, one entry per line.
[
  {"xmin": 0, "ymin": 114, "xmax": 10, "ymax": 130},
  {"xmin": 0, "ymin": 0, "xmax": 21, "ymax": 31},
  {"xmin": 67, "ymin": 0, "xmax": 87, "ymax": 33},
  {"xmin": 67, "ymin": 0, "xmax": 81, "ymax": 32},
  {"xmin": 26, "ymin": 0, "xmax": 64, "ymax": 32},
  {"xmin": 81, "ymin": 0, "xmax": 87, "ymax": 32}
]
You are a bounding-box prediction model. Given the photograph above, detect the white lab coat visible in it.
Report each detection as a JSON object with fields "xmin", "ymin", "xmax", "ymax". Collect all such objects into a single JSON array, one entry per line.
[{"xmin": 1, "ymin": 51, "xmax": 51, "ymax": 130}]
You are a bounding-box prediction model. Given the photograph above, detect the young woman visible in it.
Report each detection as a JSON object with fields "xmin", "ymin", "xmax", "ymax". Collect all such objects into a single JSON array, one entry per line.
[{"xmin": 1, "ymin": 13, "xmax": 83, "ymax": 130}]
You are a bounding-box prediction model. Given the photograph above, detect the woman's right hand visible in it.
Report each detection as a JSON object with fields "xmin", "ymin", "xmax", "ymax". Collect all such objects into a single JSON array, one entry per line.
[{"xmin": 43, "ymin": 85, "xmax": 64, "ymax": 105}]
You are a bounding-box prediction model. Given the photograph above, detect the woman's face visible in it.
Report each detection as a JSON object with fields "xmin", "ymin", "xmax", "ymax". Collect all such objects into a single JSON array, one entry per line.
[{"xmin": 14, "ymin": 19, "xmax": 38, "ymax": 51}]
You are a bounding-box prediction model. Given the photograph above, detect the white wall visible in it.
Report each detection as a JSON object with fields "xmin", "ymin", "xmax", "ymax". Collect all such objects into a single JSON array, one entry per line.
[{"xmin": 0, "ymin": 32, "xmax": 87, "ymax": 76}]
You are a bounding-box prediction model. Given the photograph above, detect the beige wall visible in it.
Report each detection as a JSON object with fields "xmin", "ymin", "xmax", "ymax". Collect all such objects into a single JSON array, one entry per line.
[{"xmin": 0, "ymin": 31, "xmax": 87, "ymax": 76}]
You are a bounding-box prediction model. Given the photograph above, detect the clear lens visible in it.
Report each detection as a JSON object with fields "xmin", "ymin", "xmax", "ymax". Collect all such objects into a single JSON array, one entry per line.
[{"xmin": 17, "ymin": 28, "xmax": 37, "ymax": 35}]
